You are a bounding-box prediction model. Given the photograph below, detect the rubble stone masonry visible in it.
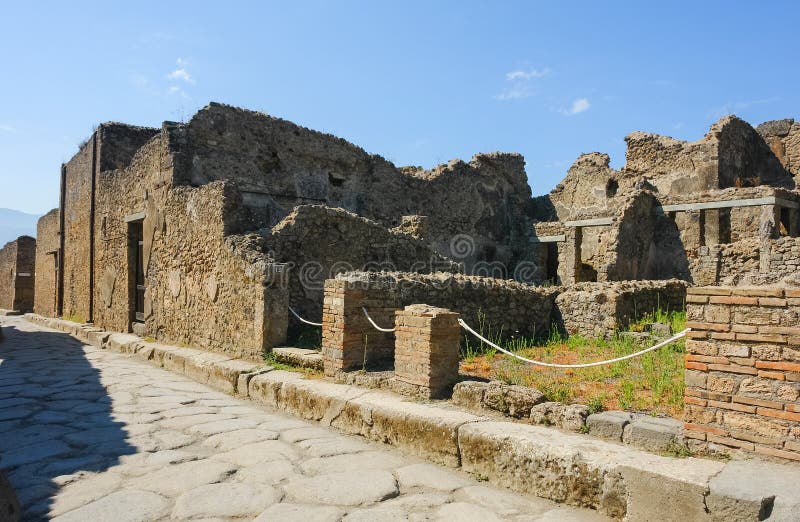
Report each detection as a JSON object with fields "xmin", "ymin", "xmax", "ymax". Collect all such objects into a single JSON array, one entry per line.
[
  {"xmin": 34, "ymin": 209, "xmax": 60, "ymax": 317},
  {"xmin": 0, "ymin": 236, "xmax": 36, "ymax": 312},
  {"xmin": 684, "ymin": 286, "xmax": 800, "ymax": 461}
]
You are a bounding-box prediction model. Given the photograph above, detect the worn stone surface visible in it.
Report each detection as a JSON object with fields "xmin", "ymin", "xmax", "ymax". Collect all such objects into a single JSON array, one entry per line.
[
  {"xmin": 586, "ymin": 411, "xmax": 633, "ymax": 441},
  {"xmin": 622, "ymin": 415, "xmax": 683, "ymax": 452},
  {"xmin": 0, "ymin": 315, "xmax": 606, "ymax": 521}
]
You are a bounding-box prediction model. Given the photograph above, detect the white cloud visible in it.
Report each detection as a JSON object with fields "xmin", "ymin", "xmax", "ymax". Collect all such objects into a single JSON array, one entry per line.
[
  {"xmin": 506, "ymin": 68, "xmax": 550, "ymax": 81},
  {"xmin": 562, "ymin": 97, "xmax": 591, "ymax": 115},
  {"xmin": 495, "ymin": 66, "xmax": 551, "ymax": 101},
  {"xmin": 167, "ymin": 58, "xmax": 194, "ymax": 84},
  {"xmin": 0, "ymin": 124, "xmax": 14, "ymax": 132},
  {"xmin": 495, "ymin": 88, "xmax": 533, "ymax": 101},
  {"xmin": 167, "ymin": 85, "xmax": 189, "ymax": 98}
]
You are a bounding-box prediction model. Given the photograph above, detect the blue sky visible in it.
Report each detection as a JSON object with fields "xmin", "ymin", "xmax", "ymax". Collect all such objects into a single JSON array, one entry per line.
[{"xmin": 1, "ymin": 1, "xmax": 798, "ymax": 215}]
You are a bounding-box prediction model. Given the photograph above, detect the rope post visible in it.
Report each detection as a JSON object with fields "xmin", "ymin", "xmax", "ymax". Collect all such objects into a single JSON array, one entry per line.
[{"xmin": 395, "ymin": 305, "xmax": 461, "ymax": 399}]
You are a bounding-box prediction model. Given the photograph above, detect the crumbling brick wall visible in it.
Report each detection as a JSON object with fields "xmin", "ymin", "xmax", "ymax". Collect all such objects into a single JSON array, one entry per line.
[
  {"xmin": 684, "ymin": 286, "xmax": 800, "ymax": 462},
  {"xmin": 0, "ymin": 236, "xmax": 36, "ymax": 312},
  {"xmin": 554, "ymin": 280, "xmax": 686, "ymax": 340},
  {"xmin": 34, "ymin": 209, "xmax": 60, "ymax": 317}
]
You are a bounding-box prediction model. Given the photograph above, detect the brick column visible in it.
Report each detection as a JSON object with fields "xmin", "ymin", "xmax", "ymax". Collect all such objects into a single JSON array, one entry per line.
[
  {"xmin": 321, "ymin": 279, "xmax": 397, "ymax": 376},
  {"xmin": 684, "ymin": 286, "xmax": 800, "ymax": 462},
  {"xmin": 394, "ymin": 304, "xmax": 461, "ymax": 399}
]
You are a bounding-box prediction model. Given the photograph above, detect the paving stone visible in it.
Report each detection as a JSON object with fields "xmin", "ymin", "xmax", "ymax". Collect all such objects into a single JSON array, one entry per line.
[
  {"xmin": 342, "ymin": 505, "xmax": 410, "ymax": 521},
  {"xmin": 300, "ymin": 451, "xmax": 407, "ymax": 476},
  {"xmin": 455, "ymin": 485, "xmax": 554, "ymax": 517},
  {"xmin": 127, "ymin": 459, "xmax": 237, "ymax": 496},
  {"xmin": 536, "ymin": 506, "xmax": 612, "ymax": 521},
  {"xmin": 1, "ymin": 439, "xmax": 72, "ymax": 469},
  {"xmin": 51, "ymin": 489, "xmax": 170, "ymax": 522},
  {"xmin": 159, "ymin": 413, "xmax": 235, "ymax": 430},
  {"xmin": 212, "ymin": 440, "xmax": 299, "ymax": 466},
  {"xmin": 202, "ymin": 428, "xmax": 280, "ymax": 451},
  {"xmin": 296, "ymin": 436, "xmax": 371, "ymax": 457},
  {"xmin": 48, "ymin": 472, "xmax": 125, "ymax": 517},
  {"xmin": 187, "ymin": 417, "xmax": 261, "ymax": 436},
  {"xmin": 283, "ymin": 469, "xmax": 399, "ymax": 506},
  {"xmin": 434, "ymin": 502, "xmax": 503, "ymax": 521},
  {"xmin": 172, "ymin": 483, "xmax": 280, "ymax": 519},
  {"xmin": 253, "ymin": 503, "xmax": 344, "ymax": 522},
  {"xmin": 234, "ymin": 461, "xmax": 299, "ymax": 485},
  {"xmin": 281, "ymin": 426, "xmax": 336, "ymax": 443},
  {"xmin": 396, "ymin": 463, "xmax": 473, "ymax": 492}
]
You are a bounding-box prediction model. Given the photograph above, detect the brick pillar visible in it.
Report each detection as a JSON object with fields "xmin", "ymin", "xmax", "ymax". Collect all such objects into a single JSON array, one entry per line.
[
  {"xmin": 684, "ymin": 286, "xmax": 800, "ymax": 462},
  {"xmin": 322, "ymin": 279, "xmax": 397, "ymax": 376},
  {"xmin": 394, "ymin": 304, "xmax": 461, "ymax": 399}
]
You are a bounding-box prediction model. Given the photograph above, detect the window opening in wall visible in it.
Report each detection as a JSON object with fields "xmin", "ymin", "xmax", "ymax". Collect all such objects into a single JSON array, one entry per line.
[{"xmin": 605, "ymin": 179, "xmax": 618, "ymax": 198}]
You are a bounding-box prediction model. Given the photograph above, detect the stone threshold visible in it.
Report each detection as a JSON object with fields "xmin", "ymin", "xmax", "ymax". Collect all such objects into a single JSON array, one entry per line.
[{"xmin": 21, "ymin": 313, "xmax": 800, "ymax": 521}]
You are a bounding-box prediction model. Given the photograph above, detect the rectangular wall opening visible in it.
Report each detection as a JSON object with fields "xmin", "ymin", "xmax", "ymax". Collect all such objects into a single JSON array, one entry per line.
[{"xmin": 127, "ymin": 220, "xmax": 144, "ymax": 329}]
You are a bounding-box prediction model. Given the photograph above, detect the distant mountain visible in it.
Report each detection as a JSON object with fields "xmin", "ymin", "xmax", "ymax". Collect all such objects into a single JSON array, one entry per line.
[{"xmin": 0, "ymin": 208, "xmax": 41, "ymax": 247}]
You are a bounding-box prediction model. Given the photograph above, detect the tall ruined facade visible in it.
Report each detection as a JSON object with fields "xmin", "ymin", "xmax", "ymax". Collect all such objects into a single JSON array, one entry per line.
[{"xmin": 0, "ymin": 236, "xmax": 36, "ymax": 313}]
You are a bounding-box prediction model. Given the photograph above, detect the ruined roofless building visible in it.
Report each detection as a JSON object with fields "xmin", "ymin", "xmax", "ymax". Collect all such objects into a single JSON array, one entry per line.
[
  {"xmin": 34, "ymin": 102, "xmax": 533, "ymax": 360},
  {"xmin": 530, "ymin": 115, "xmax": 800, "ymax": 286},
  {"xmin": 0, "ymin": 235, "xmax": 36, "ymax": 313},
  {"xmin": 32, "ymin": 103, "xmax": 800, "ymax": 359}
]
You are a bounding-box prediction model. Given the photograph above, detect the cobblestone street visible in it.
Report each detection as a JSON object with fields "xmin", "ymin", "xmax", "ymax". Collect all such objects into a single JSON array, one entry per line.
[{"xmin": 0, "ymin": 316, "xmax": 609, "ymax": 521}]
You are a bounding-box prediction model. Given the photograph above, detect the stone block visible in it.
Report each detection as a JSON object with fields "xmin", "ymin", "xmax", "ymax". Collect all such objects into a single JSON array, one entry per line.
[
  {"xmin": 586, "ymin": 411, "xmax": 632, "ymax": 441},
  {"xmin": 451, "ymin": 381, "xmax": 489, "ymax": 411},
  {"xmin": 622, "ymin": 416, "xmax": 682, "ymax": 452}
]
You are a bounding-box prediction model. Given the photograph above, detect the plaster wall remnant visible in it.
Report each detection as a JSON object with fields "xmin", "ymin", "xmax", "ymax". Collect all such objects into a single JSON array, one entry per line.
[{"xmin": 0, "ymin": 236, "xmax": 36, "ymax": 313}]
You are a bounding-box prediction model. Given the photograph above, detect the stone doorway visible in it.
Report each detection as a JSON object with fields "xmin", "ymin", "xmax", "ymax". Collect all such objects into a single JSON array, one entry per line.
[{"xmin": 127, "ymin": 220, "xmax": 145, "ymax": 329}]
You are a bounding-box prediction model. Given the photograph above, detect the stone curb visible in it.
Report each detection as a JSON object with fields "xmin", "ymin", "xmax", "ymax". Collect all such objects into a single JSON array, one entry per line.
[{"xmin": 21, "ymin": 313, "xmax": 800, "ymax": 521}]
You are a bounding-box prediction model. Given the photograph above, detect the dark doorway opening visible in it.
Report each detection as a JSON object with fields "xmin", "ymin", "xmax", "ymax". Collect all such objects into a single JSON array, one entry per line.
[
  {"xmin": 545, "ymin": 242, "xmax": 559, "ymax": 284},
  {"xmin": 128, "ymin": 221, "xmax": 144, "ymax": 329}
]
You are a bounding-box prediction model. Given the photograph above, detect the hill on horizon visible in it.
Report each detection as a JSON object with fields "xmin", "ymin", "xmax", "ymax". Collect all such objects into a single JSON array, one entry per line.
[{"xmin": 0, "ymin": 208, "xmax": 41, "ymax": 247}]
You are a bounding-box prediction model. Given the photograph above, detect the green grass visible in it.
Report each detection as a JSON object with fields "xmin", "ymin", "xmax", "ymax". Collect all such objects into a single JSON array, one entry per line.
[
  {"xmin": 460, "ymin": 308, "xmax": 687, "ymax": 416},
  {"xmin": 61, "ymin": 314, "xmax": 85, "ymax": 324}
]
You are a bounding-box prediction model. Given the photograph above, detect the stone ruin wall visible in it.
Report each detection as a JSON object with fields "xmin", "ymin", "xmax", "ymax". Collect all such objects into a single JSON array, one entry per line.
[
  {"xmin": 60, "ymin": 123, "xmax": 158, "ymax": 323},
  {"xmin": 258, "ymin": 205, "xmax": 459, "ymax": 318},
  {"xmin": 91, "ymin": 126, "xmax": 286, "ymax": 360},
  {"xmin": 554, "ymin": 280, "xmax": 687, "ymax": 340},
  {"xmin": 0, "ymin": 236, "xmax": 36, "ymax": 312},
  {"xmin": 177, "ymin": 103, "xmax": 535, "ymax": 274},
  {"xmin": 757, "ymin": 119, "xmax": 800, "ymax": 182},
  {"xmin": 691, "ymin": 236, "xmax": 800, "ymax": 287},
  {"xmin": 685, "ymin": 287, "xmax": 800, "ymax": 461},
  {"xmin": 33, "ymin": 209, "xmax": 59, "ymax": 317}
]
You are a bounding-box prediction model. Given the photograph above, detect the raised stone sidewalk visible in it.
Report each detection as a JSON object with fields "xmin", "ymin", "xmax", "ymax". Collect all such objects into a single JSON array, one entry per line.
[{"xmin": 8, "ymin": 314, "xmax": 800, "ymax": 521}]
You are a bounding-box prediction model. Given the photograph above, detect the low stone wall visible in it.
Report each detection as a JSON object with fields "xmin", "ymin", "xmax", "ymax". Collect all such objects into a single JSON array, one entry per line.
[
  {"xmin": 554, "ymin": 280, "xmax": 687, "ymax": 339},
  {"xmin": 684, "ymin": 286, "xmax": 800, "ymax": 461},
  {"xmin": 321, "ymin": 271, "xmax": 557, "ymax": 375}
]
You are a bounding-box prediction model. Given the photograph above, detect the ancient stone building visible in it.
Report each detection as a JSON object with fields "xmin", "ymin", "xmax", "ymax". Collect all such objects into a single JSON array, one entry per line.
[
  {"xmin": 34, "ymin": 103, "xmax": 533, "ymax": 359},
  {"xmin": 0, "ymin": 236, "xmax": 36, "ymax": 313},
  {"xmin": 531, "ymin": 115, "xmax": 800, "ymax": 286}
]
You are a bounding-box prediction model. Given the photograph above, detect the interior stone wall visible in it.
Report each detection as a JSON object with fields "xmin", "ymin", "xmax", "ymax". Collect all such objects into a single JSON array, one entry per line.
[
  {"xmin": 34, "ymin": 209, "xmax": 60, "ymax": 317},
  {"xmin": 553, "ymin": 280, "xmax": 687, "ymax": 339},
  {"xmin": 260, "ymin": 205, "xmax": 459, "ymax": 318}
]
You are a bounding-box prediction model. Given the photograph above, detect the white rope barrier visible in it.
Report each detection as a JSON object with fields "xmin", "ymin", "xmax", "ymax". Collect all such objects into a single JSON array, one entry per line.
[
  {"xmin": 362, "ymin": 307, "xmax": 395, "ymax": 332},
  {"xmin": 458, "ymin": 318, "xmax": 689, "ymax": 369},
  {"xmin": 288, "ymin": 306, "xmax": 323, "ymax": 327}
]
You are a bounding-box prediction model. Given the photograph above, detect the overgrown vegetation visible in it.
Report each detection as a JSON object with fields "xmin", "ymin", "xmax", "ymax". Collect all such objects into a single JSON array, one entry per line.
[
  {"xmin": 460, "ymin": 309, "xmax": 686, "ymax": 417},
  {"xmin": 286, "ymin": 322, "xmax": 322, "ymax": 350},
  {"xmin": 262, "ymin": 350, "xmax": 323, "ymax": 378}
]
